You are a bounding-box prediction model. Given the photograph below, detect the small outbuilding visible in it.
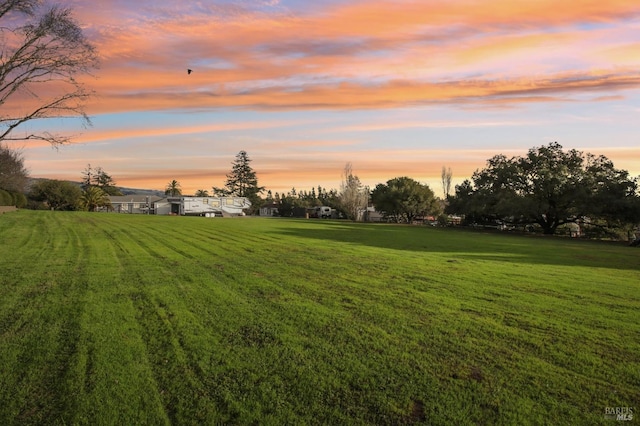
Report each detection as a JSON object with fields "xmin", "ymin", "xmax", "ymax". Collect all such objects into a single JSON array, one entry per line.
[{"xmin": 260, "ymin": 202, "xmax": 280, "ymax": 217}]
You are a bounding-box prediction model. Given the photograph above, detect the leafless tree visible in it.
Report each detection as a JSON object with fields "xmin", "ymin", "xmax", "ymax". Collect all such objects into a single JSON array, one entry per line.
[
  {"xmin": 441, "ymin": 166, "xmax": 453, "ymax": 198},
  {"xmin": 0, "ymin": 0, "xmax": 98, "ymax": 145},
  {"xmin": 339, "ymin": 162, "xmax": 369, "ymax": 221}
]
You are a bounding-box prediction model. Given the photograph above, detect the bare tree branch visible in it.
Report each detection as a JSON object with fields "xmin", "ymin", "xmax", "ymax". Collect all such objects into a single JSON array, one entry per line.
[
  {"xmin": 0, "ymin": 0, "xmax": 38, "ymax": 20},
  {"xmin": 0, "ymin": 1, "xmax": 97, "ymax": 146}
]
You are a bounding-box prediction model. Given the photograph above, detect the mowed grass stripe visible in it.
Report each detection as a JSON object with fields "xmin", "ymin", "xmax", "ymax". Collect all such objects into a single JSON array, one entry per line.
[
  {"xmin": 1, "ymin": 213, "xmax": 93, "ymax": 423},
  {"xmin": 83, "ymin": 215, "xmax": 228, "ymax": 423},
  {"xmin": 1, "ymin": 210, "xmax": 639, "ymax": 425},
  {"xmin": 4, "ymin": 213, "xmax": 169, "ymax": 424}
]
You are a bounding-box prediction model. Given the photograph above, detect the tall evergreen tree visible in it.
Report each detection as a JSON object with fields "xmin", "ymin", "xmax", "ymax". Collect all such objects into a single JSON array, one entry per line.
[
  {"xmin": 93, "ymin": 166, "xmax": 122, "ymax": 195},
  {"xmin": 213, "ymin": 151, "xmax": 264, "ymax": 213},
  {"xmin": 81, "ymin": 163, "xmax": 93, "ymax": 190},
  {"xmin": 80, "ymin": 164, "xmax": 122, "ymax": 195}
]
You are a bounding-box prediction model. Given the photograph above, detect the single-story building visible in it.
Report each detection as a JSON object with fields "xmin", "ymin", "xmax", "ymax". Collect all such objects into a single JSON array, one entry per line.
[
  {"xmin": 360, "ymin": 206, "xmax": 384, "ymax": 222},
  {"xmin": 107, "ymin": 195, "xmax": 251, "ymax": 216},
  {"xmin": 107, "ymin": 195, "xmax": 165, "ymax": 214},
  {"xmin": 260, "ymin": 202, "xmax": 280, "ymax": 217}
]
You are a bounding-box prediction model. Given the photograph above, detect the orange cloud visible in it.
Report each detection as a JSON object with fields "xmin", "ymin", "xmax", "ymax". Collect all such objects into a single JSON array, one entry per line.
[
  {"xmin": 76, "ymin": 70, "xmax": 640, "ymax": 114},
  {"xmin": 72, "ymin": 119, "xmax": 317, "ymax": 144},
  {"xmin": 56, "ymin": 0, "xmax": 639, "ymax": 116},
  {"xmin": 598, "ymin": 42, "xmax": 640, "ymax": 63}
]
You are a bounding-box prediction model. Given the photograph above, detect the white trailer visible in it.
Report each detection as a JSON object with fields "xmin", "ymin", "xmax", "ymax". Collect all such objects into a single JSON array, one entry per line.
[
  {"xmin": 312, "ymin": 206, "xmax": 334, "ymax": 218},
  {"xmin": 168, "ymin": 197, "xmax": 251, "ymax": 216}
]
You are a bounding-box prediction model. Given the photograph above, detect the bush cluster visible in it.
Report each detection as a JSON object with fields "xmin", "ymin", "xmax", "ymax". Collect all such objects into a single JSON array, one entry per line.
[{"xmin": 0, "ymin": 190, "xmax": 27, "ymax": 207}]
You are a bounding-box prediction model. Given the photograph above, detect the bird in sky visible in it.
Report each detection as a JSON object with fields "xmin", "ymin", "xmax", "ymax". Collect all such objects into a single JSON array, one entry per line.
[{"xmin": 187, "ymin": 69, "xmax": 192, "ymax": 75}]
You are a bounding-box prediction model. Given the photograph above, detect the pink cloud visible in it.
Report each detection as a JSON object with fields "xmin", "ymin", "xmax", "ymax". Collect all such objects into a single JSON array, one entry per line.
[
  {"xmin": 53, "ymin": 0, "xmax": 639, "ymax": 115},
  {"xmin": 71, "ymin": 70, "xmax": 640, "ymax": 114}
]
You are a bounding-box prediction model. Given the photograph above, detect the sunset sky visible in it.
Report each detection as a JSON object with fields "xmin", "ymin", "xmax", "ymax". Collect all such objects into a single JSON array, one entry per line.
[{"xmin": 16, "ymin": 0, "xmax": 640, "ymax": 196}]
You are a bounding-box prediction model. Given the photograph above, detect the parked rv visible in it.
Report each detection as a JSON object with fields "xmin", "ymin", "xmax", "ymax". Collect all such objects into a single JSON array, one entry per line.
[
  {"xmin": 167, "ymin": 197, "xmax": 251, "ymax": 216},
  {"xmin": 310, "ymin": 206, "xmax": 333, "ymax": 219}
]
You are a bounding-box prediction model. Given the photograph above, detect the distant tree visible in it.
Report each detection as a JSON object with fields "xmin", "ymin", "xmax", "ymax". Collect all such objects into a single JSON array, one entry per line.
[
  {"xmin": 0, "ymin": 0, "xmax": 98, "ymax": 146},
  {"xmin": 93, "ymin": 166, "xmax": 122, "ymax": 195},
  {"xmin": 291, "ymin": 186, "xmax": 324, "ymax": 208},
  {"xmin": 450, "ymin": 142, "xmax": 640, "ymax": 234},
  {"xmin": 80, "ymin": 164, "xmax": 121, "ymax": 195},
  {"xmin": 165, "ymin": 179, "xmax": 182, "ymax": 197},
  {"xmin": 441, "ymin": 166, "xmax": 453, "ymax": 199},
  {"xmin": 213, "ymin": 150, "xmax": 264, "ymax": 214},
  {"xmin": 29, "ymin": 179, "xmax": 81, "ymax": 210},
  {"xmin": 371, "ymin": 177, "xmax": 440, "ymax": 223},
  {"xmin": 194, "ymin": 189, "xmax": 209, "ymax": 197},
  {"xmin": 446, "ymin": 179, "xmax": 480, "ymax": 220},
  {"xmin": 339, "ymin": 163, "xmax": 369, "ymax": 221},
  {"xmin": 320, "ymin": 187, "xmax": 340, "ymax": 208},
  {"xmin": 81, "ymin": 163, "xmax": 93, "ymax": 189},
  {"xmin": 79, "ymin": 186, "xmax": 110, "ymax": 211},
  {"xmin": 277, "ymin": 194, "xmax": 295, "ymax": 217},
  {"xmin": 0, "ymin": 144, "xmax": 28, "ymax": 193}
]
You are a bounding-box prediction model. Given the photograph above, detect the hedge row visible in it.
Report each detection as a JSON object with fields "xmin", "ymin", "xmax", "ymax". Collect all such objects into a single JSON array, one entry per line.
[{"xmin": 0, "ymin": 190, "xmax": 27, "ymax": 207}]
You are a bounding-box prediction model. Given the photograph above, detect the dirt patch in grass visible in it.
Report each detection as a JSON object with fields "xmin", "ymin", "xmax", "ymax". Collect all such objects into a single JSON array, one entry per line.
[{"xmin": 407, "ymin": 399, "xmax": 426, "ymax": 423}]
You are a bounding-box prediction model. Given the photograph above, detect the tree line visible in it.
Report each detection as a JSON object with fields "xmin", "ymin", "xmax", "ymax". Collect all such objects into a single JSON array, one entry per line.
[
  {"xmin": 203, "ymin": 145, "xmax": 640, "ymax": 240},
  {"xmin": 20, "ymin": 164, "xmax": 120, "ymax": 211},
  {"xmin": 446, "ymin": 142, "xmax": 640, "ymax": 239},
  {"xmin": 1, "ymin": 1, "xmax": 639, "ymax": 240},
  {"xmin": 3, "ymin": 141, "xmax": 640, "ymax": 240}
]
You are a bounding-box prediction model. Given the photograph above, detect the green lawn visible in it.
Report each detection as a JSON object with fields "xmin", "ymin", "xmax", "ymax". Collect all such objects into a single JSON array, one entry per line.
[{"xmin": 0, "ymin": 211, "xmax": 638, "ymax": 425}]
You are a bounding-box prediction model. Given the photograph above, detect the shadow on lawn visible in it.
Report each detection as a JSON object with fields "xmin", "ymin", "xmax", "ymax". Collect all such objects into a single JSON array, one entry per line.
[{"xmin": 272, "ymin": 221, "xmax": 640, "ymax": 272}]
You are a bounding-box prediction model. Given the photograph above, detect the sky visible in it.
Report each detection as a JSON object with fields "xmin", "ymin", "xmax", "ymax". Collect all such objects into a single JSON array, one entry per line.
[{"xmin": 13, "ymin": 0, "xmax": 640, "ymax": 196}]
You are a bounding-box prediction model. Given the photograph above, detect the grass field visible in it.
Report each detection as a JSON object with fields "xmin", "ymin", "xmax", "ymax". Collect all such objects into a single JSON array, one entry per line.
[{"xmin": 0, "ymin": 210, "xmax": 638, "ymax": 425}]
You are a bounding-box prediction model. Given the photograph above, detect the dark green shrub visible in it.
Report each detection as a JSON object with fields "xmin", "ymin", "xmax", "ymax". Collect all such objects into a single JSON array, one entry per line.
[
  {"xmin": 0, "ymin": 189, "xmax": 12, "ymax": 206},
  {"xmin": 11, "ymin": 192, "xmax": 27, "ymax": 208}
]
